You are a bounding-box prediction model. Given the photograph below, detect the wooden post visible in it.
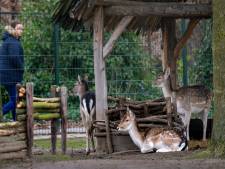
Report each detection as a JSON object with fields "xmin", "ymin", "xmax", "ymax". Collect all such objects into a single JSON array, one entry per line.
[
  {"xmin": 50, "ymin": 85, "xmax": 58, "ymax": 154},
  {"xmin": 26, "ymin": 83, "xmax": 33, "ymax": 158},
  {"xmin": 93, "ymin": 6, "xmax": 108, "ymax": 153},
  {"xmin": 162, "ymin": 18, "xmax": 177, "ymax": 90},
  {"xmin": 60, "ymin": 86, "xmax": 67, "ymax": 154},
  {"xmin": 166, "ymin": 97, "xmax": 172, "ymax": 128},
  {"xmin": 105, "ymin": 113, "xmax": 113, "ymax": 153}
]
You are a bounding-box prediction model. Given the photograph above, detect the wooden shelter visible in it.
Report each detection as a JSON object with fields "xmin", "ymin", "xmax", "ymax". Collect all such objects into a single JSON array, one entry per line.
[
  {"xmin": 52, "ymin": 0, "xmax": 212, "ymax": 153},
  {"xmin": 0, "ymin": 0, "xmax": 21, "ymax": 24}
]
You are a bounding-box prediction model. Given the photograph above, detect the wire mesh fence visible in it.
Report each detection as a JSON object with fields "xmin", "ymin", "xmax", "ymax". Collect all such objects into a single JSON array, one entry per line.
[{"xmin": 0, "ymin": 3, "xmax": 212, "ymax": 135}]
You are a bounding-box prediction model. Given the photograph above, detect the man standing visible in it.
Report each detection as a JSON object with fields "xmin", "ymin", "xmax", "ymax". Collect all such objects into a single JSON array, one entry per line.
[{"xmin": 0, "ymin": 21, "xmax": 24, "ymax": 121}]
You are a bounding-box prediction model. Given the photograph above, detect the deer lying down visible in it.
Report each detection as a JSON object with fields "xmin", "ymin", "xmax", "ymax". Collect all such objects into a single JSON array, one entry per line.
[
  {"xmin": 154, "ymin": 68, "xmax": 212, "ymax": 141},
  {"xmin": 117, "ymin": 108, "xmax": 188, "ymax": 153},
  {"xmin": 74, "ymin": 75, "xmax": 96, "ymax": 154}
]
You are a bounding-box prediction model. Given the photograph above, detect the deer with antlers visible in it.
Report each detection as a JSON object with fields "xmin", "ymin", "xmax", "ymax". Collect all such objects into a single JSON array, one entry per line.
[
  {"xmin": 154, "ymin": 68, "xmax": 212, "ymax": 141},
  {"xmin": 73, "ymin": 75, "xmax": 96, "ymax": 154},
  {"xmin": 117, "ymin": 108, "xmax": 187, "ymax": 153}
]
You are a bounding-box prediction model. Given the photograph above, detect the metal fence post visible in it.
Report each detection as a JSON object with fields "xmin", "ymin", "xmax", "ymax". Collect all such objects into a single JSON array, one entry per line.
[{"xmin": 53, "ymin": 23, "xmax": 60, "ymax": 85}]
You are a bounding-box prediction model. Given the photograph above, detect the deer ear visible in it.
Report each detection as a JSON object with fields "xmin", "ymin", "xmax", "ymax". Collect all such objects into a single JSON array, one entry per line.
[
  {"xmin": 78, "ymin": 75, "xmax": 81, "ymax": 82},
  {"xmin": 128, "ymin": 108, "xmax": 135, "ymax": 118},
  {"xmin": 164, "ymin": 67, "xmax": 170, "ymax": 79}
]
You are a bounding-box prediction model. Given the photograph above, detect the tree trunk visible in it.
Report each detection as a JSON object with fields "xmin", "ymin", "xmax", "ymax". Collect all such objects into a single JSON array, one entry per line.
[{"xmin": 211, "ymin": 0, "xmax": 225, "ymax": 156}]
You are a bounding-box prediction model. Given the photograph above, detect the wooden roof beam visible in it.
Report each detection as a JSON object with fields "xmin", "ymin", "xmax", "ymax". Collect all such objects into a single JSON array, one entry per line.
[
  {"xmin": 103, "ymin": 16, "xmax": 134, "ymax": 59},
  {"xmin": 100, "ymin": 3, "xmax": 211, "ymax": 18}
]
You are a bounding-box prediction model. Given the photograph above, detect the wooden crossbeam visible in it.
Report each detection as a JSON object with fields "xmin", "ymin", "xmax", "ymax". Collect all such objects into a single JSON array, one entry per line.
[
  {"xmin": 103, "ymin": 16, "xmax": 134, "ymax": 59},
  {"xmin": 174, "ymin": 19, "xmax": 200, "ymax": 59},
  {"xmin": 95, "ymin": 1, "xmax": 212, "ymax": 18}
]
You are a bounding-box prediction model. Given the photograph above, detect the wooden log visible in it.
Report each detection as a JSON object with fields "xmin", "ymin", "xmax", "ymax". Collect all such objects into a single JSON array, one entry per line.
[
  {"xmin": 33, "ymin": 102, "xmax": 60, "ymax": 109},
  {"xmin": 33, "ymin": 97, "xmax": 60, "ymax": 103},
  {"xmin": 33, "ymin": 113, "xmax": 60, "ymax": 120},
  {"xmin": 34, "ymin": 108, "xmax": 60, "ymax": 114},
  {"xmin": 0, "ymin": 127, "xmax": 26, "ymax": 136},
  {"xmin": 0, "ymin": 121, "xmax": 24, "ymax": 129},
  {"xmin": 0, "ymin": 151, "xmax": 26, "ymax": 160},
  {"xmin": 26, "ymin": 82, "xmax": 33, "ymax": 158},
  {"xmin": 138, "ymin": 123, "xmax": 167, "ymax": 128},
  {"xmin": 0, "ymin": 133, "xmax": 26, "ymax": 143},
  {"xmin": 16, "ymin": 108, "xmax": 26, "ymax": 115},
  {"xmin": 0, "ymin": 141, "xmax": 27, "ymax": 153},
  {"xmin": 17, "ymin": 114, "xmax": 26, "ymax": 121},
  {"xmin": 137, "ymin": 117, "xmax": 168, "ymax": 123},
  {"xmin": 60, "ymin": 86, "xmax": 67, "ymax": 154}
]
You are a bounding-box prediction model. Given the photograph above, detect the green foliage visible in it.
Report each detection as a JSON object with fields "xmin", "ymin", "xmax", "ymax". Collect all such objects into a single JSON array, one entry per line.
[{"xmin": 190, "ymin": 20, "xmax": 213, "ymax": 89}]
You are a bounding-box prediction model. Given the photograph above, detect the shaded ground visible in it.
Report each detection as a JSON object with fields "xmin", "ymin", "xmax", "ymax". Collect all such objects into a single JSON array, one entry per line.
[{"xmin": 1, "ymin": 149, "xmax": 225, "ymax": 169}]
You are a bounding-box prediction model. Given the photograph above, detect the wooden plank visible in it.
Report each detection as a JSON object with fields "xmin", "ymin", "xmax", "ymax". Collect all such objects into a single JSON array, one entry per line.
[
  {"xmin": 60, "ymin": 86, "xmax": 67, "ymax": 154},
  {"xmin": 103, "ymin": 3, "xmax": 211, "ymax": 18},
  {"xmin": 26, "ymin": 83, "xmax": 33, "ymax": 158},
  {"xmin": 93, "ymin": 6, "xmax": 108, "ymax": 153},
  {"xmin": 103, "ymin": 16, "xmax": 133, "ymax": 59}
]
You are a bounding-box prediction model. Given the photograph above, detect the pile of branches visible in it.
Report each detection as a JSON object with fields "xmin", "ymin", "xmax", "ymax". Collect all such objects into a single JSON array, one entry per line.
[{"xmin": 94, "ymin": 96, "xmax": 184, "ymax": 134}]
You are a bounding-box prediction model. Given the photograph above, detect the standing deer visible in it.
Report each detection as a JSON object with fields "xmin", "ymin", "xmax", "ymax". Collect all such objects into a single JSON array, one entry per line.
[
  {"xmin": 154, "ymin": 68, "xmax": 212, "ymax": 141},
  {"xmin": 117, "ymin": 108, "xmax": 187, "ymax": 153},
  {"xmin": 74, "ymin": 75, "xmax": 96, "ymax": 154}
]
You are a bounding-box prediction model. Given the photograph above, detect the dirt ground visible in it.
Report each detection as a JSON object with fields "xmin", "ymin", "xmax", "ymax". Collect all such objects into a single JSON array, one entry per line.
[{"xmin": 1, "ymin": 150, "xmax": 225, "ymax": 169}]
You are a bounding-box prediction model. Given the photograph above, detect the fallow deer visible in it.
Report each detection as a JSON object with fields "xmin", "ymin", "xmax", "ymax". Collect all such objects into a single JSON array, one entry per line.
[
  {"xmin": 117, "ymin": 108, "xmax": 187, "ymax": 153},
  {"xmin": 154, "ymin": 68, "xmax": 212, "ymax": 141},
  {"xmin": 74, "ymin": 75, "xmax": 96, "ymax": 154}
]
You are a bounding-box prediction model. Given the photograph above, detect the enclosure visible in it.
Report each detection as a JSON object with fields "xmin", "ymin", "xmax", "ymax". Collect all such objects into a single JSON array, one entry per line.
[{"xmin": 0, "ymin": 0, "xmax": 219, "ymax": 162}]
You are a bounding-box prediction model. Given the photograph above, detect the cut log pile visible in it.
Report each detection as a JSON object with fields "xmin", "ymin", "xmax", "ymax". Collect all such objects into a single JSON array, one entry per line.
[
  {"xmin": 93, "ymin": 96, "xmax": 184, "ymax": 153},
  {"xmin": 0, "ymin": 85, "xmax": 27, "ymax": 160},
  {"xmin": 0, "ymin": 83, "xmax": 68, "ymax": 160},
  {"xmin": 17, "ymin": 87, "xmax": 61, "ymax": 121}
]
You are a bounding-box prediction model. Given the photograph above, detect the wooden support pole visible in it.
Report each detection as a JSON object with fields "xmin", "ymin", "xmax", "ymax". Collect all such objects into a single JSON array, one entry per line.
[
  {"xmin": 103, "ymin": 16, "xmax": 133, "ymax": 59},
  {"xmin": 162, "ymin": 18, "xmax": 177, "ymax": 90},
  {"xmin": 26, "ymin": 82, "xmax": 33, "ymax": 158},
  {"xmin": 166, "ymin": 97, "xmax": 172, "ymax": 128},
  {"xmin": 93, "ymin": 6, "xmax": 108, "ymax": 153},
  {"xmin": 50, "ymin": 85, "xmax": 58, "ymax": 155},
  {"xmin": 105, "ymin": 113, "xmax": 113, "ymax": 153},
  {"xmin": 60, "ymin": 86, "xmax": 67, "ymax": 154}
]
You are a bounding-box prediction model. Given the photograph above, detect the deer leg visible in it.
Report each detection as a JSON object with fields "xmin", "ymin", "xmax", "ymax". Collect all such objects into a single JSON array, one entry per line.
[
  {"xmin": 85, "ymin": 130, "xmax": 90, "ymax": 154},
  {"xmin": 201, "ymin": 109, "xmax": 208, "ymax": 141},
  {"xmin": 91, "ymin": 131, "xmax": 96, "ymax": 152},
  {"xmin": 184, "ymin": 111, "xmax": 191, "ymax": 141}
]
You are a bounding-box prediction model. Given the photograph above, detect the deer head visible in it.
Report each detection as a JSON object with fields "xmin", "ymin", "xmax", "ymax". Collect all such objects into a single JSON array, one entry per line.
[
  {"xmin": 154, "ymin": 68, "xmax": 170, "ymax": 88},
  {"xmin": 117, "ymin": 108, "xmax": 136, "ymax": 131},
  {"xmin": 73, "ymin": 75, "xmax": 89, "ymax": 97}
]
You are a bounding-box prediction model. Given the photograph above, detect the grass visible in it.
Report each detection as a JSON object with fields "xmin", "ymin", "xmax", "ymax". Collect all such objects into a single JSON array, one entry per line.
[{"xmin": 34, "ymin": 137, "xmax": 86, "ymax": 150}]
